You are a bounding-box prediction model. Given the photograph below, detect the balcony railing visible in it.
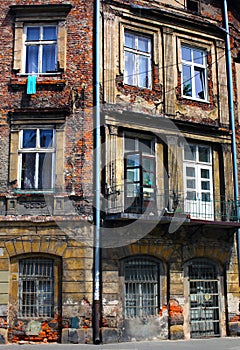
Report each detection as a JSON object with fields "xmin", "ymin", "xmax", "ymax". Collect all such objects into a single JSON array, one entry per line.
[{"xmin": 104, "ymin": 186, "xmax": 239, "ymax": 222}]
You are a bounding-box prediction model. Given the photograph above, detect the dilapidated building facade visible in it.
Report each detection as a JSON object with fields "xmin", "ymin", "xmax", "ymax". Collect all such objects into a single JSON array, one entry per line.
[
  {"xmin": 100, "ymin": 0, "xmax": 240, "ymax": 342},
  {"xmin": 0, "ymin": 0, "xmax": 240, "ymax": 345}
]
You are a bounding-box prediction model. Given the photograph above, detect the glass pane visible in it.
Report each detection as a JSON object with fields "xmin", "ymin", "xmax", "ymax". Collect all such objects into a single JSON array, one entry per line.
[
  {"xmin": 27, "ymin": 27, "xmax": 40, "ymax": 41},
  {"xmin": 126, "ymin": 183, "xmax": 140, "ymax": 197},
  {"xmin": 186, "ymin": 167, "xmax": 195, "ymax": 177},
  {"xmin": 201, "ymin": 169, "xmax": 210, "ymax": 178},
  {"xmin": 199, "ymin": 146, "xmax": 210, "ymax": 163},
  {"xmin": 127, "ymin": 168, "xmax": 140, "ymax": 182},
  {"xmin": 22, "ymin": 130, "xmax": 36, "ymax": 148},
  {"xmin": 201, "ymin": 181, "xmax": 210, "ymax": 190},
  {"xmin": 187, "ymin": 179, "xmax": 196, "ymax": 189},
  {"xmin": 182, "ymin": 46, "xmax": 191, "ymax": 61},
  {"xmin": 142, "ymin": 158, "xmax": 154, "ymax": 172},
  {"xmin": 184, "ymin": 144, "xmax": 196, "ymax": 161},
  {"xmin": 43, "ymin": 26, "xmax": 57, "ymax": 40},
  {"xmin": 202, "ymin": 192, "xmax": 210, "ymax": 202},
  {"xmin": 187, "ymin": 191, "xmax": 196, "ymax": 200},
  {"xmin": 21, "ymin": 153, "xmax": 36, "ymax": 189},
  {"xmin": 26, "ymin": 46, "xmax": 39, "ymax": 73},
  {"xmin": 125, "ymin": 33, "xmax": 135, "ymax": 49},
  {"xmin": 138, "ymin": 55, "xmax": 150, "ymax": 88},
  {"xmin": 126, "ymin": 154, "xmax": 140, "ymax": 167},
  {"xmin": 42, "ymin": 45, "xmax": 56, "ymax": 72},
  {"xmin": 140, "ymin": 139, "xmax": 153, "ymax": 154},
  {"xmin": 195, "ymin": 68, "xmax": 205, "ymax": 99},
  {"xmin": 39, "ymin": 153, "xmax": 52, "ymax": 189},
  {"xmin": 193, "ymin": 49, "xmax": 203, "ymax": 64},
  {"xmin": 143, "ymin": 172, "xmax": 154, "ymax": 186},
  {"xmin": 124, "ymin": 51, "xmax": 136, "ymax": 85},
  {"xmin": 138, "ymin": 36, "xmax": 150, "ymax": 53},
  {"xmin": 125, "ymin": 137, "xmax": 135, "ymax": 151},
  {"xmin": 40, "ymin": 130, "xmax": 53, "ymax": 148},
  {"xmin": 182, "ymin": 65, "xmax": 192, "ymax": 96}
]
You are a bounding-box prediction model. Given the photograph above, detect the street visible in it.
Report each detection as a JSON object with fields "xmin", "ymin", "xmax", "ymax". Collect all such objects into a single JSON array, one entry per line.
[{"xmin": 0, "ymin": 338, "xmax": 239, "ymax": 350}]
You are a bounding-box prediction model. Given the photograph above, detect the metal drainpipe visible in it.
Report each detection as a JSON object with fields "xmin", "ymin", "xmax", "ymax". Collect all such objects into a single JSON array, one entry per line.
[
  {"xmin": 93, "ymin": 0, "xmax": 101, "ymax": 344},
  {"xmin": 223, "ymin": 0, "xmax": 240, "ymax": 281}
]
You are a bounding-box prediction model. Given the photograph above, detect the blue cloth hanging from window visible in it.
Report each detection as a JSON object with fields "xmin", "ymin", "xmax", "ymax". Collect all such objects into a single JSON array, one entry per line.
[{"xmin": 27, "ymin": 75, "xmax": 37, "ymax": 94}]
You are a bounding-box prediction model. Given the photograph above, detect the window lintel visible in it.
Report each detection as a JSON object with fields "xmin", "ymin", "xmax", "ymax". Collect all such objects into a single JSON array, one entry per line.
[
  {"xmin": 10, "ymin": 4, "xmax": 72, "ymax": 21},
  {"xmin": 10, "ymin": 109, "xmax": 68, "ymax": 127}
]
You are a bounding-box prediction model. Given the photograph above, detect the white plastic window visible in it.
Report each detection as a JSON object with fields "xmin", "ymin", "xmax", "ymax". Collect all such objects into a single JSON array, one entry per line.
[
  {"xmin": 183, "ymin": 144, "xmax": 213, "ymax": 220},
  {"xmin": 181, "ymin": 45, "xmax": 207, "ymax": 100}
]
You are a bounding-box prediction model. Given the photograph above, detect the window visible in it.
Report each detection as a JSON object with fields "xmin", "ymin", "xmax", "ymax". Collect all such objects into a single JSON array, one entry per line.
[
  {"xmin": 183, "ymin": 144, "xmax": 213, "ymax": 219},
  {"xmin": 11, "ymin": 4, "xmax": 72, "ymax": 74},
  {"xmin": 18, "ymin": 128, "xmax": 55, "ymax": 190},
  {"xmin": 18, "ymin": 258, "xmax": 54, "ymax": 318},
  {"xmin": 181, "ymin": 45, "xmax": 207, "ymax": 100},
  {"xmin": 186, "ymin": 0, "xmax": 200, "ymax": 12},
  {"xmin": 124, "ymin": 135, "xmax": 155, "ymax": 213},
  {"xmin": 124, "ymin": 257, "xmax": 160, "ymax": 318},
  {"xmin": 24, "ymin": 25, "xmax": 57, "ymax": 74},
  {"xmin": 124, "ymin": 31, "xmax": 152, "ymax": 89}
]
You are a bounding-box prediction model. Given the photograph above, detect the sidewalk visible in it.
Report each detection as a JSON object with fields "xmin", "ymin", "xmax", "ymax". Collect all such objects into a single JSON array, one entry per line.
[{"xmin": 0, "ymin": 337, "xmax": 240, "ymax": 350}]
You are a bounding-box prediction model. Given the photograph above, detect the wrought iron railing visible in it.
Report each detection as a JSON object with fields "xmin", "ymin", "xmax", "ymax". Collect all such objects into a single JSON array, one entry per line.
[{"xmin": 104, "ymin": 186, "xmax": 239, "ymax": 222}]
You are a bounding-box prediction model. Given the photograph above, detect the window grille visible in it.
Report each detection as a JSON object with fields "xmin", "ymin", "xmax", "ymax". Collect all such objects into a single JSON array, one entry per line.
[
  {"xmin": 124, "ymin": 257, "xmax": 159, "ymax": 318},
  {"xmin": 18, "ymin": 258, "xmax": 54, "ymax": 318},
  {"xmin": 188, "ymin": 260, "xmax": 220, "ymax": 338}
]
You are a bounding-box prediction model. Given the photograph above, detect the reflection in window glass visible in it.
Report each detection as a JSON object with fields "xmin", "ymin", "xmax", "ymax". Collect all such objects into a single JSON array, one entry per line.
[
  {"xmin": 23, "ymin": 130, "xmax": 36, "ymax": 148},
  {"xmin": 201, "ymin": 181, "xmax": 210, "ymax": 190},
  {"xmin": 19, "ymin": 128, "xmax": 55, "ymax": 190},
  {"xmin": 25, "ymin": 25, "xmax": 57, "ymax": 73},
  {"xmin": 184, "ymin": 144, "xmax": 196, "ymax": 161},
  {"xmin": 199, "ymin": 146, "xmax": 210, "ymax": 163},
  {"xmin": 182, "ymin": 65, "xmax": 192, "ymax": 96},
  {"xmin": 201, "ymin": 169, "xmax": 210, "ymax": 179},
  {"xmin": 124, "ymin": 31, "xmax": 152, "ymax": 88},
  {"xmin": 186, "ymin": 167, "xmax": 195, "ymax": 177},
  {"xmin": 181, "ymin": 45, "xmax": 207, "ymax": 100}
]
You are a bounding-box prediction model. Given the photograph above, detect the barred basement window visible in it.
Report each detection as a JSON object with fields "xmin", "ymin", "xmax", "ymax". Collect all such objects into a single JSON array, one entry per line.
[
  {"xmin": 124, "ymin": 257, "xmax": 159, "ymax": 317},
  {"xmin": 18, "ymin": 258, "xmax": 54, "ymax": 318}
]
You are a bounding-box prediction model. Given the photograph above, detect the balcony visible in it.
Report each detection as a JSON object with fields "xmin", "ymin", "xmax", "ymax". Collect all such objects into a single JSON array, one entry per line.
[{"xmin": 104, "ymin": 186, "xmax": 239, "ymax": 223}]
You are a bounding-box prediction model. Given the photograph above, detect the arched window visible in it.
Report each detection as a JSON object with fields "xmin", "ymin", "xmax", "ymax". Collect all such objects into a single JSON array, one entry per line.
[{"xmin": 123, "ymin": 256, "xmax": 161, "ymax": 318}]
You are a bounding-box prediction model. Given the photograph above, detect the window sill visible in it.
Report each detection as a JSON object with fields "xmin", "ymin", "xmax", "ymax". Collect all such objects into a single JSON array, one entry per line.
[
  {"xmin": 181, "ymin": 95, "xmax": 210, "ymax": 104},
  {"xmin": 14, "ymin": 189, "xmax": 55, "ymax": 195},
  {"xmin": 10, "ymin": 74, "xmax": 66, "ymax": 89}
]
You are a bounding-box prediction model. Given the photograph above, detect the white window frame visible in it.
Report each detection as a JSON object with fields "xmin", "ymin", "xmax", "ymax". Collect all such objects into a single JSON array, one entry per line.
[
  {"xmin": 18, "ymin": 128, "xmax": 56, "ymax": 191},
  {"xmin": 183, "ymin": 144, "xmax": 213, "ymax": 220},
  {"xmin": 22, "ymin": 24, "xmax": 58, "ymax": 74},
  {"xmin": 181, "ymin": 45, "xmax": 208, "ymax": 101},
  {"xmin": 124, "ymin": 31, "xmax": 152, "ymax": 89}
]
